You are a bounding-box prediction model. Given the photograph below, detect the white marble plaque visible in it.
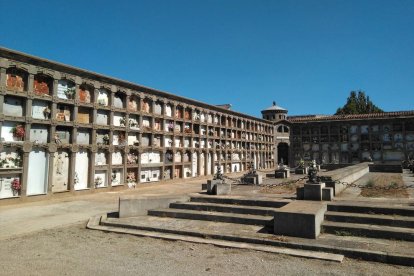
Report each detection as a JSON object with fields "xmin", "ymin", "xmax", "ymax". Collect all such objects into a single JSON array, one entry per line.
[
  {"xmin": 113, "ymin": 95, "xmax": 123, "ymax": 108},
  {"xmin": 174, "ymin": 152, "xmax": 182, "ymax": 162},
  {"xmin": 112, "ymin": 151, "xmax": 123, "ymax": 165},
  {"xmin": 96, "ymin": 110, "xmax": 109, "ymax": 125},
  {"xmin": 142, "ymin": 118, "xmax": 151, "ymax": 128},
  {"xmin": 75, "ymin": 151, "xmax": 89, "ymax": 190},
  {"xmin": 111, "ymin": 169, "xmax": 123, "ymax": 186},
  {"xmin": 192, "ymin": 152, "xmax": 197, "ymax": 177},
  {"xmin": 77, "ymin": 130, "xmax": 90, "ymax": 145},
  {"xmin": 30, "ymin": 126, "xmax": 48, "ymax": 143},
  {"xmin": 114, "ymin": 113, "xmax": 124, "ymax": 127},
  {"xmin": 3, "ymin": 96, "xmax": 24, "ymax": 116},
  {"xmin": 141, "ymin": 135, "xmax": 150, "ymax": 147},
  {"xmin": 55, "ymin": 129, "xmax": 70, "ymax": 144},
  {"xmin": 140, "ymin": 170, "xmax": 150, "ymax": 182},
  {"xmin": 27, "ymin": 149, "xmax": 48, "ymax": 195},
  {"xmin": 52, "ymin": 150, "xmax": 69, "ymax": 192},
  {"xmin": 154, "ymin": 103, "xmax": 162, "ymax": 115},
  {"xmin": 32, "ymin": 100, "xmax": 50, "ymax": 120},
  {"xmin": 95, "ymin": 151, "xmax": 107, "ymax": 165},
  {"xmin": 0, "ymin": 175, "xmax": 20, "ymax": 198},
  {"xmin": 128, "ymin": 134, "xmax": 139, "ymax": 146},
  {"xmin": 94, "ymin": 171, "xmax": 107, "ymax": 188},
  {"xmin": 97, "ymin": 89, "xmax": 109, "ymax": 106},
  {"xmin": 165, "ymin": 105, "xmax": 172, "ymax": 117},
  {"xmin": 184, "ymin": 165, "xmax": 192, "ymax": 178},
  {"xmin": 57, "ymin": 80, "xmax": 75, "ymax": 100}
]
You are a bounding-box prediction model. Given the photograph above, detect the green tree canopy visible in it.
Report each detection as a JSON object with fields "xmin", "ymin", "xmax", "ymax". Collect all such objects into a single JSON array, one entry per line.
[{"xmin": 335, "ymin": 91, "xmax": 383, "ymax": 115}]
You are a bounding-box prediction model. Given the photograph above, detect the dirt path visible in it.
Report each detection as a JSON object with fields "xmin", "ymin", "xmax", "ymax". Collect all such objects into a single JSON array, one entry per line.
[{"xmin": 1, "ymin": 223, "xmax": 413, "ymax": 276}]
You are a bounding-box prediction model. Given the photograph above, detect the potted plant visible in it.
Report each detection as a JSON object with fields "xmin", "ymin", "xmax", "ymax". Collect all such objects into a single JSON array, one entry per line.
[
  {"xmin": 295, "ymin": 159, "xmax": 308, "ymax": 175},
  {"xmin": 126, "ymin": 172, "xmax": 136, "ymax": 188},
  {"xmin": 127, "ymin": 152, "xmax": 138, "ymax": 165},
  {"xmin": 64, "ymin": 87, "xmax": 76, "ymax": 99},
  {"xmin": 119, "ymin": 117, "xmax": 127, "ymax": 127},
  {"xmin": 102, "ymin": 134, "xmax": 110, "ymax": 145},
  {"xmin": 129, "ymin": 119, "xmax": 138, "ymax": 128},
  {"xmin": 94, "ymin": 176, "xmax": 103, "ymax": 188},
  {"xmin": 11, "ymin": 125, "xmax": 25, "ymax": 141}
]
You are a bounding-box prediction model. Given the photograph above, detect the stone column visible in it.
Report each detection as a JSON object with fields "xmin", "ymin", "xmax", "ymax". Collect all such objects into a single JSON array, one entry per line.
[
  {"xmin": 20, "ymin": 151, "xmax": 30, "ymax": 197},
  {"xmin": 47, "ymin": 144, "xmax": 57, "ymax": 193}
]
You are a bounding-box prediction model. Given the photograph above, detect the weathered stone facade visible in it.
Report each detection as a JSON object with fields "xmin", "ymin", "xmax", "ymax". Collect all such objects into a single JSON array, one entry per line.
[
  {"xmin": 262, "ymin": 104, "xmax": 414, "ymax": 167},
  {"xmin": 288, "ymin": 113, "xmax": 414, "ymax": 167},
  {"xmin": 0, "ymin": 47, "xmax": 275, "ymax": 201}
]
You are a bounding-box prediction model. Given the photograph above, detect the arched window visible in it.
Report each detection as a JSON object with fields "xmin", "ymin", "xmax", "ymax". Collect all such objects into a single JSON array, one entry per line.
[{"xmin": 277, "ymin": 125, "xmax": 290, "ymax": 133}]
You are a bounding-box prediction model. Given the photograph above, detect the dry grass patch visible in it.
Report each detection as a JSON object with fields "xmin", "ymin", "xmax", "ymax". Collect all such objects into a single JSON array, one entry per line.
[{"xmin": 360, "ymin": 173, "xmax": 408, "ymax": 198}]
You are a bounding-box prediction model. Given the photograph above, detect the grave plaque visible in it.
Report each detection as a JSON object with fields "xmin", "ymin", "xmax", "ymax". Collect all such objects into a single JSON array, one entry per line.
[
  {"xmin": 30, "ymin": 126, "xmax": 48, "ymax": 143},
  {"xmin": 0, "ymin": 176, "xmax": 19, "ymax": 198},
  {"xmin": 112, "ymin": 151, "xmax": 123, "ymax": 165},
  {"xmin": 52, "ymin": 151, "xmax": 69, "ymax": 192},
  {"xmin": 32, "ymin": 100, "xmax": 50, "ymax": 120},
  {"xmin": 3, "ymin": 97, "xmax": 24, "ymax": 117}
]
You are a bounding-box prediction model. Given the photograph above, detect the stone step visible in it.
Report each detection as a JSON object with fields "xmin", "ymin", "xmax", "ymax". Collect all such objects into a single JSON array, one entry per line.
[
  {"xmin": 325, "ymin": 211, "xmax": 414, "ymax": 228},
  {"xmin": 327, "ymin": 203, "xmax": 414, "ymax": 217},
  {"xmin": 95, "ymin": 215, "xmax": 414, "ymax": 266},
  {"xmin": 190, "ymin": 196, "xmax": 290, "ymax": 208},
  {"xmin": 147, "ymin": 208, "xmax": 274, "ymax": 227},
  {"xmin": 322, "ymin": 221, "xmax": 414, "ymax": 241},
  {"xmin": 169, "ymin": 202, "xmax": 279, "ymax": 216}
]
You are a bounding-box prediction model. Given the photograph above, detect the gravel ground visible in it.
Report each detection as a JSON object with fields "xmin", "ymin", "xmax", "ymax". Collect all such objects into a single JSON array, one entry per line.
[{"xmin": 1, "ymin": 223, "xmax": 413, "ymax": 276}]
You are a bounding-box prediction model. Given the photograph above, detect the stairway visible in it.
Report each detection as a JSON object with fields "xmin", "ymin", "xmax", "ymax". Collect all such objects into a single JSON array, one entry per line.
[
  {"xmin": 147, "ymin": 196, "xmax": 290, "ymax": 229},
  {"xmin": 323, "ymin": 203, "xmax": 414, "ymax": 241},
  {"xmin": 93, "ymin": 197, "xmax": 414, "ymax": 266}
]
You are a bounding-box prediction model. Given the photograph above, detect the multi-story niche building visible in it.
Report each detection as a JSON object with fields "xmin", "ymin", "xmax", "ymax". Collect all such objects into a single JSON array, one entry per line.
[
  {"xmin": 261, "ymin": 102, "xmax": 290, "ymax": 165},
  {"xmin": 0, "ymin": 47, "xmax": 275, "ymax": 201},
  {"xmin": 261, "ymin": 102, "xmax": 414, "ymax": 167}
]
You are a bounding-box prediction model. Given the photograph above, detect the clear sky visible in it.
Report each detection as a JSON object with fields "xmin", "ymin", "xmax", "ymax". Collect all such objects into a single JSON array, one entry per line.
[{"xmin": 1, "ymin": 0, "xmax": 413, "ymax": 117}]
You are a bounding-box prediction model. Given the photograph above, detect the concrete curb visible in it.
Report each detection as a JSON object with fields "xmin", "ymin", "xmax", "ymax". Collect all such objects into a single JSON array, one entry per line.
[{"xmin": 86, "ymin": 215, "xmax": 344, "ymax": 263}]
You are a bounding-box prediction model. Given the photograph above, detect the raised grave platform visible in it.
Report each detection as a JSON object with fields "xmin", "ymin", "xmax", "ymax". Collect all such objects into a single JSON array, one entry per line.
[{"xmin": 274, "ymin": 201, "xmax": 327, "ymax": 239}]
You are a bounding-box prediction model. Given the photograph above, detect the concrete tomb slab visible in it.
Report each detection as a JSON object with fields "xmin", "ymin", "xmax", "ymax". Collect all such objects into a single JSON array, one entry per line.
[
  {"xmin": 207, "ymin": 179, "xmax": 223, "ymax": 194},
  {"xmin": 322, "ymin": 187, "xmax": 333, "ymax": 201},
  {"xmin": 295, "ymin": 167, "xmax": 308, "ymax": 174},
  {"xmin": 274, "ymin": 201, "xmax": 327, "ymax": 239},
  {"xmin": 304, "ymin": 182, "xmax": 326, "ymax": 201},
  {"xmin": 275, "ymin": 169, "xmax": 290, "ymax": 179},
  {"xmin": 207, "ymin": 179, "xmax": 231, "ymax": 195},
  {"xmin": 242, "ymin": 174, "xmax": 263, "ymax": 185}
]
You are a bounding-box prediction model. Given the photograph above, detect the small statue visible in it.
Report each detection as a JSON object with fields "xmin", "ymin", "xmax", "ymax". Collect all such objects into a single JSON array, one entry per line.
[
  {"xmin": 307, "ymin": 160, "xmax": 319, "ymax": 184},
  {"xmin": 214, "ymin": 165, "xmax": 224, "ymax": 181},
  {"xmin": 54, "ymin": 133, "xmax": 62, "ymax": 144}
]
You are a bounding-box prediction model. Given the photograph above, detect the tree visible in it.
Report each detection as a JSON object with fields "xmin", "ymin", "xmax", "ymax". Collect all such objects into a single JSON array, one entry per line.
[{"xmin": 335, "ymin": 91, "xmax": 383, "ymax": 115}]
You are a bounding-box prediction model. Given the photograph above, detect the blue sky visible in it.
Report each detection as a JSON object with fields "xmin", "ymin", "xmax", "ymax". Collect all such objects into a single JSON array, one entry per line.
[{"xmin": 1, "ymin": 0, "xmax": 413, "ymax": 117}]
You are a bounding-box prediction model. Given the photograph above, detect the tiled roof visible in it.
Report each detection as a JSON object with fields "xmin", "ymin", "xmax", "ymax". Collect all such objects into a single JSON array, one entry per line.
[{"xmin": 287, "ymin": 110, "xmax": 414, "ymax": 123}]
